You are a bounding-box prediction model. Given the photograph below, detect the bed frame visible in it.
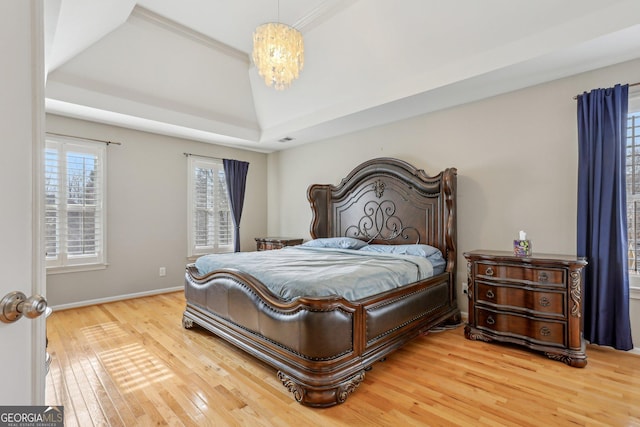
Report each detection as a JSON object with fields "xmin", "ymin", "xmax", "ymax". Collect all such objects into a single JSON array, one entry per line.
[{"xmin": 183, "ymin": 157, "xmax": 460, "ymax": 407}]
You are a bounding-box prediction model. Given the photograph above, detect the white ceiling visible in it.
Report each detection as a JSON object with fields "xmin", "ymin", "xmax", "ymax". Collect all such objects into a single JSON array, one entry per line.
[{"xmin": 44, "ymin": 0, "xmax": 640, "ymax": 152}]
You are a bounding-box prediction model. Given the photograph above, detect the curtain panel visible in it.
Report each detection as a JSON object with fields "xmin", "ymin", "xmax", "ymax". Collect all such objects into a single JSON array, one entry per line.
[
  {"xmin": 223, "ymin": 159, "xmax": 250, "ymax": 252},
  {"xmin": 577, "ymin": 83, "xmax": 633, "ymax": 350}
]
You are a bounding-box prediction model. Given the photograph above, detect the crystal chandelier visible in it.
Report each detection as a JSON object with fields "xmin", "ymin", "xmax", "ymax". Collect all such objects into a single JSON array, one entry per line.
[{"xmin": 252, "ymin": 21, "xmax": 304, "ymax": 90}]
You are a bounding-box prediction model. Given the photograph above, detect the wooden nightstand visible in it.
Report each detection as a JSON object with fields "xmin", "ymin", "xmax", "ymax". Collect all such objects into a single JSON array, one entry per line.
[
  {"xmin": 255, "ymin": 237, "xmax": 303, "ymax": 251},
  {"xmin": 464, "ymin": 250, "xmax": 588, "ymax": 367}
]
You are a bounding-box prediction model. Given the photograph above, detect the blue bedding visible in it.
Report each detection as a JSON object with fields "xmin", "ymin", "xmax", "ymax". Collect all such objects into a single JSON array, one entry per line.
[{"xmin": 194, "ymin": 246, "xmax": 441, "ymax": 302}]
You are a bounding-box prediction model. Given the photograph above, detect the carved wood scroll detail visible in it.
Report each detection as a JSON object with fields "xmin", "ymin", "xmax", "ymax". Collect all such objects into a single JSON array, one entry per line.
[
  {"xmin": 464, "ymin": 328, "xmax": 492, "ymax": 342},
  {"xmin": 277, "ymin": 371, "xmax": 304, "ymax": 402},
  {"xmin": 569, "ymin": 270, "xmax": 582, "ymax": 318},
  {"xmin": 545, "ymin": 352, "xmax": 572, "ymax": 365},
  {"xmin": 337, "ymin": 371, "xmax": 366, "ymax": 403},
  {"xmin": 277, "ymin": 370, "xmax": 366, "ymax": 405},
  {"xmin": 372, "ymin": 179, "xmax": 385, "ymax": 198},
  {"xmin": 466, "ymin": 261, "xmax": 473, "ymax": 300}
]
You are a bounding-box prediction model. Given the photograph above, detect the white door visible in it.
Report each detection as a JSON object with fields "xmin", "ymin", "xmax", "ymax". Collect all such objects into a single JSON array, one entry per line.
[{"xmin": 0, "ymin": 0, "xmax": 46, "ymax": 405}]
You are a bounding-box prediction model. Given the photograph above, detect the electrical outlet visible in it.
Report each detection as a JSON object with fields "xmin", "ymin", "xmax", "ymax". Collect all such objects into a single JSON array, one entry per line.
[
  {"xmin": 461, "ymin": 281, "xmax": 468, "ymax": 294},
  {"xmin": 159, "ymin": 267, "xmax": 166, "ymax": 277}
]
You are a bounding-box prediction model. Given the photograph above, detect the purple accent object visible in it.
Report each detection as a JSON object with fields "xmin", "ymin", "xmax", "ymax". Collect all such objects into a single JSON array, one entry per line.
[{"xmin": 513, "ymin": 240, "xmax": 531, "ymax": 256}]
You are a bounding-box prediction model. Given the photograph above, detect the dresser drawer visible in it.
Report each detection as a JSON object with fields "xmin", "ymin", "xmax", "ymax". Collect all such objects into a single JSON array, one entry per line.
[
  {"xmin": 476, "ymin": 262, "xmax": 565, "ymax": 287},
  {"xmin": 475, "ymin": 308, "xmax": 566, "ymax": 347},
  {"xmin": 476, "ymin": 282, "xmax": 566, "ymax": 318},
  {"xmin": 255, "ymin": 237, "xmax": 303, "ymax": 251}
]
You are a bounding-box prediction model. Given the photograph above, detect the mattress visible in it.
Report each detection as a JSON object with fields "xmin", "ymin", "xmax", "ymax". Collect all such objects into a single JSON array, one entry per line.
[{"xmin": 194, "ymin": 246, "xmax": 442, "ymax": 301}]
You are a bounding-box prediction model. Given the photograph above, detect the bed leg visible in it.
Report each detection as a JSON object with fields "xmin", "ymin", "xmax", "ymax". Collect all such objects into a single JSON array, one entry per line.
[
  {"xmin": 182, "ymin": 314, "xmax": 194, "ymax": 329},
  {"xmin": 365, "ymin": 356, "xmax": 386, "ymax": 371},
  {"xmin": 277, "ymin": 371, "xmax": 304, "ymax": 403},
  {"xmin": 336, "ymin": 371, "xmax": 366, "ymax": 404},
  {"xmin": 442, "ymin": 309, "xmax": 462, "ymax": 326},
  {"xmin": 277, "ymin": 370, "xmax": 366, "ymax": 407}
]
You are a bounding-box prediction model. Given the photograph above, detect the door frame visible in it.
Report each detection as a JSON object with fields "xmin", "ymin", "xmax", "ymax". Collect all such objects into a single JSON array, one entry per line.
[{"xmin": 32, "ymin": 0, "xmax": 47, "ymax": 404}]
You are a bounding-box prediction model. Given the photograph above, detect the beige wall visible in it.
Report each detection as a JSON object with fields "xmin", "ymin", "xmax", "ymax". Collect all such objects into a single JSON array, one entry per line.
[
  {"xmin": 268, "ymin": 58, "xmax": 640, "ymax": 348},
  {"xmin": 46, "ymin": 115, "xmax": 268, "ymax": 307},
  {"xmin": 44, "ymin": 58, "xmax": 639, "ymax": 348}
]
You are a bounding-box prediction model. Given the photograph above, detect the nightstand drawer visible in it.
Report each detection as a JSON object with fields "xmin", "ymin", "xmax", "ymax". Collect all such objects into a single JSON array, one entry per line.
[
  {"xmin": 476, "ymin": 282, "xmax": 565, "ymax": 317},
  {"xmin": 476, "ymin": 262, "xmax": 565, "ymax": 287},
  {"xmin": 475, "ymin": 308, "xmax": 566, "ymax": 347}
]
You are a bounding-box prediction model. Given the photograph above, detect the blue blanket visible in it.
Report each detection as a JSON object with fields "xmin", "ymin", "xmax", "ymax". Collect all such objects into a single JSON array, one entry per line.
[{"xmin": 194, "ymin": 246, "xmax": 437, "ymax": 302}]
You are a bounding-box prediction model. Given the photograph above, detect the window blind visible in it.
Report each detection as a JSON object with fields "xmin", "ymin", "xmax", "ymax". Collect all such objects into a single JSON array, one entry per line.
[
  {"xmin": 188, "ymin": 157, "xmax": 233, "ymax": 256},
  {"xmin": 45, "ymin": 138, "xmax": 106, "ymax": 268},
  {"xmin": 627, "ymin": 112, "xmax": 640, "ymax": 273}
]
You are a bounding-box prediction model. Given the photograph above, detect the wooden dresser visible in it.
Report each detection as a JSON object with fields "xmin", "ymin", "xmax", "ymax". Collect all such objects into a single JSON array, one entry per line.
[
  {"xmin": 255, "ymin": 237, "xmax": 303, "ymax": 251},
  {"xmin": 464, "ymin": 250, "xmax": 588, "ymax": 367}
]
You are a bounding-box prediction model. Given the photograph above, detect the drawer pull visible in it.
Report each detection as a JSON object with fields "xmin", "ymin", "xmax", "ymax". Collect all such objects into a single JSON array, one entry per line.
[
  {"xmin": 486, "ymin": 290, "xmax": 495, "ymax": 299},
  {"xmin": 540, "ymin": 326, "xmax": 551, "ymax": 336},
  {"xmin": 539, "ymin": 296, "xmax": 551, "ymax": 307},
  {"xmin": 538, "ymin": 272, "xmax": 549, "ymax": 283},
  {"xmin": 485, "ymin": 267, "xmax": 494, "ymax": 276},
  {"xmin": 486, "ymin": 316, "xmax": 495, "ymax": 325}
]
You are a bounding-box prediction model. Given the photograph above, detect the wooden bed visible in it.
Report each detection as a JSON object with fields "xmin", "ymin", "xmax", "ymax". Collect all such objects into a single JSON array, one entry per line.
[{"xmin": 183, "ymin": 157, "xmax": 460, "ymax": 407}]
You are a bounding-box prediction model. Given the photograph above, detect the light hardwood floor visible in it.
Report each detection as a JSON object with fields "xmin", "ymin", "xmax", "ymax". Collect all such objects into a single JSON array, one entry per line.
[{"xmin": 45, "ymin": 291, "xmax": 640, "ymax": 426}]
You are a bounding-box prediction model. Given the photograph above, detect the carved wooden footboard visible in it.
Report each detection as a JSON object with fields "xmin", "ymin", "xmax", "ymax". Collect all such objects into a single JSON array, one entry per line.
[
  {"xmin": 184, "ymin": 267, "xmax": 458, "ymax": 407},
  {"xmin": 183, "ymin": 158, "xmax": 459, "ymax": 407}
]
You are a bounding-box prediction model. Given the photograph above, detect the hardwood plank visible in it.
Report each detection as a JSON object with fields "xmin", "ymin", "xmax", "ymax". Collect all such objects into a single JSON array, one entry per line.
[
  {"xmin": 49, "ymin": 310, "xmax": 104, "ymax": 426},
  {"xmin": 45, "ymin": 291, "xmax": 640, "ymax": 426}
]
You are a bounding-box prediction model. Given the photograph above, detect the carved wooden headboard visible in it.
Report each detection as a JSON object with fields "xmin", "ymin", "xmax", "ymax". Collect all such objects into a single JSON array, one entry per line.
[{"xmin": 307, "ymin": 157, "xmax": 457, "ymax": 278}]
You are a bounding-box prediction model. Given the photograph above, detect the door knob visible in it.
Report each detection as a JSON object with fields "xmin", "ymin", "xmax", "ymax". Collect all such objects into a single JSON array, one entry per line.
[{"xmin": 0, "ymin": 291, "xmax": 48, "ymax": 323}]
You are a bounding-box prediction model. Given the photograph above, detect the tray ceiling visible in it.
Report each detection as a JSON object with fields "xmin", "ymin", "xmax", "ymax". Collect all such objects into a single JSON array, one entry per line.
[{"xmin": 44, "ymin": 0, "xmax": 640, "ymax": 152}]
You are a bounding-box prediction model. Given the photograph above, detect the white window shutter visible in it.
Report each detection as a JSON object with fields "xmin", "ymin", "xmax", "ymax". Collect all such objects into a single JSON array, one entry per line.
[
  {"xmin": 188, "ymin": 157, "xmax": 234, "ymax": 257},
  {"xmin": 45, "ymin": 138, "xmax": 106, "ymax": 268}
]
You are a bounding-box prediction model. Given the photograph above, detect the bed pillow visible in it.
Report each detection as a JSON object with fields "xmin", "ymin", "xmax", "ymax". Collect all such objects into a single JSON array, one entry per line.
[
  {"xmin": 426, "ymin": 250, "xmax": 446, "ymax": 272},
  {"xmin": 360, "ymin": 244, "xmax": 441, "ymax": 258},
  {"xmin": 301, "ymin": 237, "xmax": 368, "ymax": 250}
]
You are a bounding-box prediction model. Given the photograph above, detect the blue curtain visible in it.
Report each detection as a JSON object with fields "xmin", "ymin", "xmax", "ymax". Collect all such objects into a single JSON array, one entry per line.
[
  {"xmin": 223, "ymin": 159, "xmax": 249, "ymax": 252},
  {"xmin": 577, "ymin": 84, "xmax": 633, "ymax": 350}
]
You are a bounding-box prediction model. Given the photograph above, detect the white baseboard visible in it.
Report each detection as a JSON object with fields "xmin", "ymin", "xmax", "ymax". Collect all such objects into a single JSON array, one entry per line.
[{"xmin": 50, "ymin": 286, "xmax": 183, "ymax": 311}]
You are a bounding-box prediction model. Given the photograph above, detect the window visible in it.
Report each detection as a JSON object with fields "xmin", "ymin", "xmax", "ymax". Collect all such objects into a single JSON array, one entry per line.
[
  {"xmin": 187, "ymin": 157, "xmax": 233, "ymax": 257},
  {"xmin": 626, "ymin": 96, "xmax": 640, "ymax": 286},
  {"xmin": 45, "ymin": 137, "xmax": 106, "ymax": 270}
]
